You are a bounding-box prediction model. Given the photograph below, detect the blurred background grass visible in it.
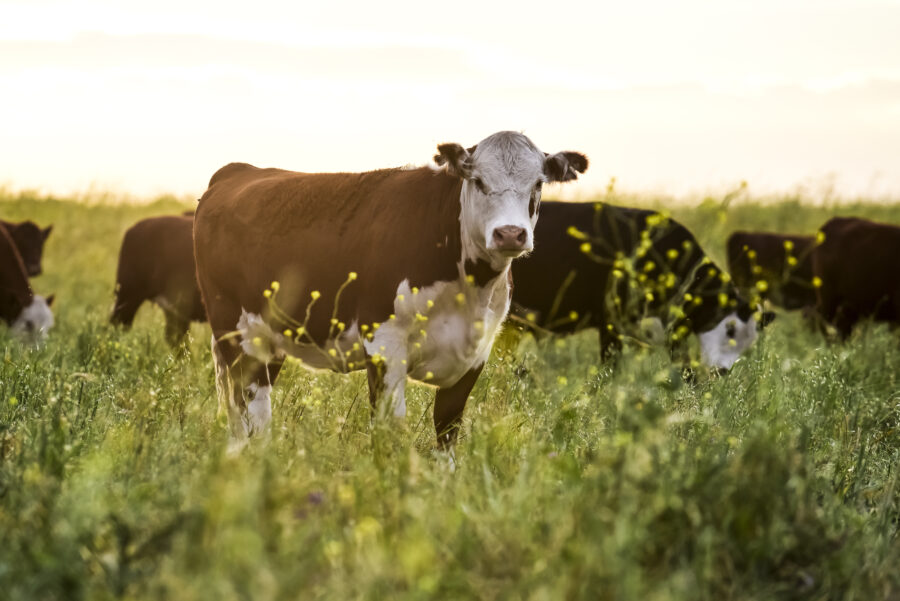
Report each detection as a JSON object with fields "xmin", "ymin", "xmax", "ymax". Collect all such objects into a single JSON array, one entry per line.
[{"xmin": 0, "ymin": 189, "xmax": 898, "ymax": 600}]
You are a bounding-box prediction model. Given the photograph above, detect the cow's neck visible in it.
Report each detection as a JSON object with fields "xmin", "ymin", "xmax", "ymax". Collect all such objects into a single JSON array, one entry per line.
[{"xmin": 0, "ymin": 228, "xmax": 32, "ymax": 321}]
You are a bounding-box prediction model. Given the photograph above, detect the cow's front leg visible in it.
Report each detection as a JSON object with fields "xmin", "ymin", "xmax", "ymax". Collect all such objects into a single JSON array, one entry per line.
[
  {"xmin": 433, "ymin": 363, "xmax": 484, "ymax": 449},
  {"xmin": 365, "ymin": 350, "xmax": 408, "ymax": 419}
]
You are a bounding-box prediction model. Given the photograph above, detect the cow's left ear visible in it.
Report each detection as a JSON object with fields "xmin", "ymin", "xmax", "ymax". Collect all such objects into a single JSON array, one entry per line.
[
  {"xmin": 434, "ymin": 143, "xmax": 473, "ymax": 179},
  {"xmin": 544, "ymin": 151, "xmax": 589, "ymax": 183},
  {"xmin": 757, "ymin": 310, "xmax": 776, "ymax": 330},
  {"xmin": 42, "ymin": 225, "xmax": 53, "ymax": 240}
]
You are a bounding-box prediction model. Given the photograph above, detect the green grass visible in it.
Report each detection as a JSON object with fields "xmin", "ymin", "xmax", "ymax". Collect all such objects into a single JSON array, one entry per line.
[{"xmin": 1, "ymin": 190, "xmax": 898, "ymax": 600}]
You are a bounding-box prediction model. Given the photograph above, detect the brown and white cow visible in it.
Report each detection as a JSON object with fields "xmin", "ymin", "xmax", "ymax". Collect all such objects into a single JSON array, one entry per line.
[
  {"xmin": 110, "ymin": 214, "xmax": 205, "ymax": 345},
  {"xmin": 813, "ymin": 216, "xmax": 900, "ymax": 339},
  {"xmin": 0, "ymin": 219, "xmax": 53, "ymax": 277},
  {"xmin": 726, "ymin": 231, "xmax": 816, "ymax": 311},
  {"xmin": 194, "ymin": 131, "xmax": 587, "ymax": 450},
  {"xmin": 0, "ymin": 223, "xmax": 54, "ymax": 341}
]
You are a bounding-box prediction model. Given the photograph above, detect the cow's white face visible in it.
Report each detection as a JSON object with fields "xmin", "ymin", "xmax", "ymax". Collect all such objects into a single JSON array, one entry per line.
[
  {"xmin": 435, "ymin": 131, "xmax": 588, "ymax": 269},
  {"xmin": 698, "ymin": 312, "xmax": 758, "ymax": 370},
  {"xmin": 11, "ymin": 294, "xmax": 54, "ymax": 343}
]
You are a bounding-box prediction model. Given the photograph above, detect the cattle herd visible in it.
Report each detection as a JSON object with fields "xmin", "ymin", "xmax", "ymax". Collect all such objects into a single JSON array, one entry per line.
[{"xmin": 3, "ymin": 131, "xmax": 899, "ymax": 452}]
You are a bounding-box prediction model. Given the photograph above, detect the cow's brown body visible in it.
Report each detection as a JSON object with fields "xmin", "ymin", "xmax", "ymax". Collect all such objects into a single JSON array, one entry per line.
[
  {"xmin": 727, "ymin": 231, "xmax": 816, "ymax": 310},
  {"xmin": 813, "ymin": 217, "xmax": 900, "ymax": 339},
  {"xmin": 0, "ymin": 219, "xmax": 52, "ymax": 277},
  {"xmin": 0, "ymin": 223, "xmax": 35, "ymax": 325},
  {"xmin": 111, "ymin": 214, "xmax": 205, "ymax": 345},
  {"xmin": 194, "ymin": 133, "xmax": 587, "ymax": 449}
]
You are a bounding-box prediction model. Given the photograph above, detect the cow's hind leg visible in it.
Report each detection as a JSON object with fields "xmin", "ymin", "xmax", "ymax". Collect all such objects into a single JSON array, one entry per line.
[
  {"xmin": 164, "ymin": 310, "xmax": 190, "ymax": 346},
  {"xmin": 211, "ymin": 334, "xmax": 283, "ymax": 452},
  {"xmin": 110, "ymin": 292, "xmax": 142, "ymax": 328}
]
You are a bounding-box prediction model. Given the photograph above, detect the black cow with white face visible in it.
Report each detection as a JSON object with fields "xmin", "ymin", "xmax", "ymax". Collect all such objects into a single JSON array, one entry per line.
[{"xmin": 511, "ymin": 202, "xmax": 773, "ymax": 369}]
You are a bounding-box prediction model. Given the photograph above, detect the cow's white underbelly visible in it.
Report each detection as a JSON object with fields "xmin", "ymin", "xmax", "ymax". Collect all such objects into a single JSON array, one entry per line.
[
  {"xmin": 235, "ymin": 268, "xmax": 510, "ymax": 391},
  {"xmin": 367, "ymin": 273, "xmax": 510, "ymax": 388}
]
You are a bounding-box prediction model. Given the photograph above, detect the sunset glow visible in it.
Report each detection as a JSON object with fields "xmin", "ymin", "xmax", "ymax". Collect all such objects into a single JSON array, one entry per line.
[{"xmin": 2, "ymin": 0, "xmax": 899, "ymax": 200}]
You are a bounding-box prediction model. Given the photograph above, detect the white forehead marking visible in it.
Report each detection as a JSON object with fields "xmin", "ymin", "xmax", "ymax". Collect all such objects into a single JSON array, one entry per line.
[
  {"xmin": 698, "ymin": 311, "xmax": 758, "ymax": 370},
  {"xmin": 11, "ymin": 295, "xmax": 54, "ymax": 343},
  {"xmin": 471, "ymin": 131, "xmax": 545, "ymax": 189}
]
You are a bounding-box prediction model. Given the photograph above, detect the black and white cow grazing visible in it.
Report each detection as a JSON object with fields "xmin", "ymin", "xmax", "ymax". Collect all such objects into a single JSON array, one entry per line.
[
  {"xmin": 194, "ymin": 132, "xmax": 588, "ymax": 450},
  {"xmin": 511, "ymin": 202, "xmax": 772, "ymax": 369},
  {"xmin": 726, "ymin": 231, "xmax": 817, "ymax": 311},
  {"xmin": 0, "ymin": 223, "xmax": 54, "ymax": 342},
  {"xmin": 0, "ymin": 219, "xmax": 53, "ymax": 277},
  {"xmin": 110, "ymin": 214, "xmax": 206, "ymax": 345}
]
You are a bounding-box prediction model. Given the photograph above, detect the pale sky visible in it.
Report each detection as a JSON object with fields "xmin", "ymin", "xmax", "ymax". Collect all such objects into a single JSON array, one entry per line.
[{"xmin": 2, "ymin": 0, "xmax": 899, "ymax": 201}]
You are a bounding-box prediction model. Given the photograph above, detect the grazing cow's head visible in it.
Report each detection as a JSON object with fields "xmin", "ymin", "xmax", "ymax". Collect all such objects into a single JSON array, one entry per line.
[
  {"xmin": 698, "ymin": 300, "xmax": 775, "ymax": 370},
  {"xmin": 435, "ymin": 131, "xmax": 588, "ymax": 267},
  {"xmin": 10, "ymin": 294, "xmax": 55, "ymax": 343}
]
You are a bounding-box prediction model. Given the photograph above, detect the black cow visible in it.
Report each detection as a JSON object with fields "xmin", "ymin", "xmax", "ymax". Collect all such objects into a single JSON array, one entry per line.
[
  {"xmin": 813, "ymin": 216, "xmax": 900, "ymax": 339},
  {"xmin": 110, "ymin": 214, "xmax": 205, "ymax": 345},
  {"xmin": 512, "ymin": 202, "xmax": 773, "ymax": 369},
  {"xmin": 726, "ymin": 231, "xmax": 816, "ymax": 311}
]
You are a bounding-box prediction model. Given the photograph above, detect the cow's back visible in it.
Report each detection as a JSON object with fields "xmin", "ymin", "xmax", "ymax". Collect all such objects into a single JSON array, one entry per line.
[
  {"xmin": 117, "ymin": 215, "xmax": 196, "ymax": 300},
  {"xmin": 512, "ymin": 202, "xmax": 659, "ymax": 331},
  {"xmin": 727, "ymin": 231, "xmax": 816, "ymax": 310},
  {"xmin": 194, "ymin": 164, "xmax": 464, "ymax": 341}
]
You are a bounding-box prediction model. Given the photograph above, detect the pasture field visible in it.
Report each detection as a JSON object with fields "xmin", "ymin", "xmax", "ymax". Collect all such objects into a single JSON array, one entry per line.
[{"xmin": 1, "ymin": 190, "xmax": 899, "ymax": 600}]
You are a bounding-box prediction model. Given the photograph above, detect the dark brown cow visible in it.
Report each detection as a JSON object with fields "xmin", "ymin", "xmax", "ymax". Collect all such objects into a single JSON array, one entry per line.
[
  {"xmin": 110, "ymin": 214, "xmax": 205, "ymax": 345},
  {"xmin": 194, "ymin": 131, "xmax": 587, "ymax": 451},
  {"xmin": 0, "ymin": 219, "xmax": 52, "ymax": 277},
  {"xmin": 0, "ymin": 223, "xmax": 54, "ymax": 341},
  {"xmin": 511, "ymin": 202, "xmax": 772, "ymax": 369},
  {"xmin": 813, "ymin": 216, "xmax": 900, "ymax": 339},
  {"xmin": 726, "ymin": 231, "xmax": 816, "ymax": 310}
]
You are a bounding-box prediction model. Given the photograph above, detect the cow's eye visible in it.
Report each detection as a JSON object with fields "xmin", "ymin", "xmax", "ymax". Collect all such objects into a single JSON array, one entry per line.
[
  {"xmin": 534, "ymin": 181, "xmax": 543, "ymax": 192},
  {"xmin": 725, "ymin": 322, "xmax": 736, "ymax": 338},
  {"xmin": 473, "ymin": 177, "xmax": 488, "ymax": 194}
]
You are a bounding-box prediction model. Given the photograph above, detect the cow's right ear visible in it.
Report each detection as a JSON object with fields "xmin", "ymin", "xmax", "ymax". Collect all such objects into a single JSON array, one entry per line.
[
  {"xmin": 42, "ymin": 225, "xmax": 53, "ymax": 241},
  {"xmin": 544, "ymin": 151, "xmax": 589, "ymax": 183},
  {"xmin": 434, "ymin": 143, "xmax": 473, "ymax": 179}
]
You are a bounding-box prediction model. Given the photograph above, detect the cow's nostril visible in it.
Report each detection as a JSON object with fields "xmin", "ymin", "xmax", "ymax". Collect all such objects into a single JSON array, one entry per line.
[{"xmin": 493, "ymin": 226, "xmax": 527, "ymax": 250}]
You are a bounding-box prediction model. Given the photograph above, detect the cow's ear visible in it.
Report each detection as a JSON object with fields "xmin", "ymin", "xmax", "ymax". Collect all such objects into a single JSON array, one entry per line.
[
  {"xmin": 434, "ymin": 143, "xmax": 473, "ymax": 179},
  {"xmin": 736, "ymin": 300, "xmax": 754, "ymax": 321},
  {"xmin": 45, "ymin": 294, "xmax": 55, "ymax": 307},
  {"xmin": 757, "ymin": 310, "xmax": 776, "ymax": 330},
  {"xmin": 42, "ymin": 225, "xmax": 53, "ymax": 241},
  {"xmin": 544, "ymin": 151, "xmax": 589, "ymax": 183}
]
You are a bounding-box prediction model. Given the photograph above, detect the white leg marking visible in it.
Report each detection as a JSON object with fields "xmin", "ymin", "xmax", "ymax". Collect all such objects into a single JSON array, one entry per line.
[
  {"xmin": 245, "ymin": 383, "xmax": 273, "ymax": 435},
  {"xmin": 211, "ymin": 335, "xmax": 251, "ymax": 448}
]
